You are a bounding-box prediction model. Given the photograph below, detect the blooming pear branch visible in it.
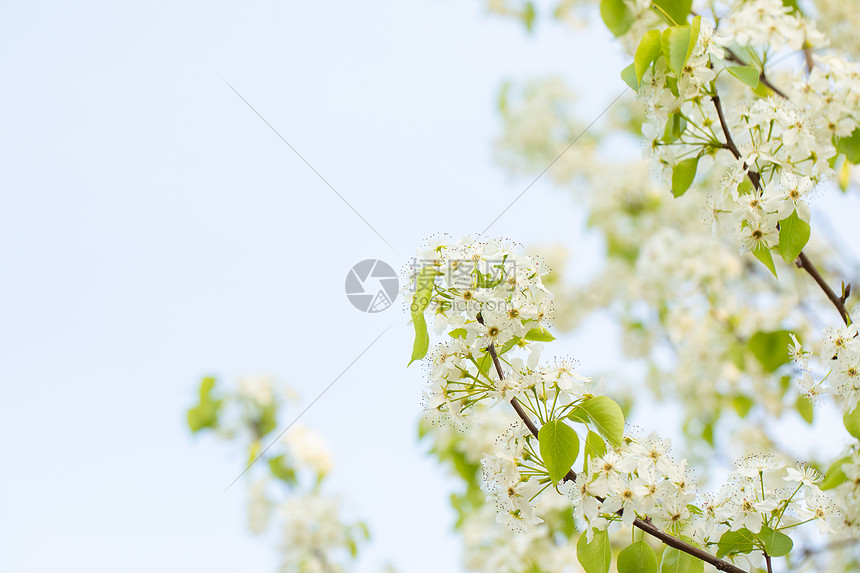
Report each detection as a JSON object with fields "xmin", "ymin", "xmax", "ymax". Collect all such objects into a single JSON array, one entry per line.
[
  {"xmin": 482, "ymin": 322, "xmax": 747, "ymax": 573},
  {"xmin": 712, "ymin": 85, "xmax": 853, "ymax": 326}
]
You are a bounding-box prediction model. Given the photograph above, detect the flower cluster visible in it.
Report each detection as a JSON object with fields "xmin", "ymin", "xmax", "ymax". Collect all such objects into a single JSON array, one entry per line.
[
  {"xmin": 409, "ymin": 237, "xmax": 855, "ymax": 571},
  {"xmin": 628, "ymin": 0, "xmax": 860, "ymax": 264},
  {"xmin": 719, "ymin": 0, "xmax": 826, "ymax": 53},
  {"xmin": 186, "ymin": 376, "xmax": 369, "ymax": 573},
  {"xmin": 405, "ymin": 236, "xmax": 579, "ymax": 425},
  {"xmin": 793, "ymin": 324, "xmax": 860, "ymax": 413}
]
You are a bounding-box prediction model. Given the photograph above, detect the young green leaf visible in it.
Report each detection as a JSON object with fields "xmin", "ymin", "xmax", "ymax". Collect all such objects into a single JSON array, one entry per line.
[
  {"xmin": 409, "ymin": 312, "xmax": 430, "ymax": 365},
  {"xmin": 661, "ymin": 547, "xmax": 704, "ymax": 573},
  {"xmin": 672, "ymin": 156, "xmax": 699, "ymax": 197},
  {"xmin": 781, "ymin": 0, "xmax": 801, "ymax": 14},
  {"xmin": 651, "ymin": 0, "xmax": 692, "ymax": 26},
  {"xmin": 257, "ymin": 403, "xmax": 277, "ymax": 436},
  {"xmin": 836, "ymin": 128, "xmax": 860, "ymax": 164},
  {"xmin": 757, "ymin": 526, "xmax": 793, "ymax": 557},
  {"xmin": 751, "ymin": 242, "xmax": 777, "ymax": 278},
  {"xmin": 635, "ymin": 30, "xmax": 663, "ymax": 83},
  {"xmin": 844, "ymin": 406, "xmax": 860, "ymax": 440},
  {"xmin": 726, "ymin": 65, "xmax": 760, "ymax": 88},
  {"xmin": 268, "ymin": 454, "xmax": 297, "ymax": 484},
  {"xmin": 521, "ymin": 0, "xmax": 536, "ymax": 32},
  {"xmin": 411, "ymin": 267, "xmax": 437, "ymax": 317},
  {"xmin": 716, "ymin": 529, "xmax": 756, "ymax": 559},
  {"xmin": 820, "ymin": 456, "xmax": 852, "ymax": 490},
  {"xmin": 583, "ymin": 430, "xmax": 607, "ymax": 469},
  {"xmin": 525, "ymin": 325, "xmax": 556, "ymax": 342},
  {"xmin": 778, "ymin": 210, "xmax": 811, "ymax": 263},
  {"xmin": 618, "ymin": 540, "xmax": 658, "ymax": 573},
  {"xmin": 187, "ymin": 376, "xmax": 222, "ymax": 433},
  {"xmin": 567, "ymin": 406, "xmax": 591, "ymax": 424},
  {"xmin": 748, "ymin": 330, "xmax": 793, "ymax": 373},
  {"xmin": 795, "ymin": 395, "xmax": 814, "ymax": 424},
  {"xmin": 662, "ymin": 113, "xmax": 687, "ymax": 143},
  {"xmin": 662, "ymin": 25, "xmax": 692, "ymax": 75},
  {"xmin": 732, "ymin": 394, "xmax": 754, "ymax": 418},
  {"xmin": 577, "ymin": 529, "xmax": 612, "ymax": 573},
  {"xmin": 497, "ymin": 335, "xmax": 522, "ymax": 355},
  {"xmin": 476, "ymin": 350, "xmax": 492, "ymax": 377},
  {"xmin": 579, "ymin": 396, "xmax": 625, "ymax": 447},
  {"xmin": 621, "ymin": 62, "xmax": 639, "ymax": 92},
  {"xmin": 601, "ymin": 0, "xmax": 634, "ymax": 36},
  {"xmin": 686, "ymin": 15, "xmax": 701, "ymax": 59},
  {"xmin": 538, "ymin": 420, "xmax": 580, "ymax": 483}
]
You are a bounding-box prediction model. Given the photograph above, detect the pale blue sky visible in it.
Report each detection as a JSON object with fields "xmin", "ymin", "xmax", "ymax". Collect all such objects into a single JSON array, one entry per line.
[
  {"xmin": 0, "ymin": 1, "xmax": 629, "ymax": 571},
  {"xmin": 2, "ymin": 1, "xmax": 858, "ymax": 572}
]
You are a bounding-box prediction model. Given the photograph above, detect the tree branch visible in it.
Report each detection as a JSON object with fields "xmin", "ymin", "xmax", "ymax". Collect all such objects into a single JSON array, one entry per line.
[
  {"xmin": 796, "ymin": 251, "xmax": 851, "ymax": 325},
  {"xmin": 711, "ymin": 86, "xmax": 852, "ymax": 325},
  {"xmin": 480, "ymin": 332, "xmax": 747, "ymax": 573}
]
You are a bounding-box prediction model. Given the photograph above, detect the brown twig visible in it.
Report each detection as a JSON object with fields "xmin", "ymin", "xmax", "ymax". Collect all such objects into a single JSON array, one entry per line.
[
  {"xmin": 796, "ymin": 252, "xmax": 852, "ymax": 325},
  {"xmin": 480, "ymin": 332, "xmax": 746, "ymax": 573},
  {"xmin": 804, "ymin": 48, "xmax": 815, "ymax": 75}
]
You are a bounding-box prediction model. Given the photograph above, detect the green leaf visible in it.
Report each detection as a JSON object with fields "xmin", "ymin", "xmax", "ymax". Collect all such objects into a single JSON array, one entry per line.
[
  {"xmin": 836, "ymin": 128, "xmax": 860, "ymax": 164},
  {"xmin": 577, "ymin": 528, "xmax": 612, "ymax": 573},
  {"xmin": 757, "ymin": 526, "xmax": 793, "ymax": 557},
  {"xmin": 187, "ymin": 376, "xmax": 222, "ymax": 433},
  {"xmin": 476, "ymin": 350, "xmax": 492, "ymax": 377},
  {"xmin": 778, "ymin": 210, "xmax": 811, "ymax": 263},
  {"xmin": 635, "ymin": 30, "xmax": 663, "ymax": 83},
  {"xmin": 268, "ymin": 454, "xmax": 297, "ymax": 484},
  {"xmin": 521, "ymin": 1, "xmax": 536, "ymax": 32},
  {"xmin": 716, "ymin": 529, "xmax": 756, "ymax": 559},
  {"xmin": 525, "ymin": 325, "xmax": 555, "ymax": 342},
  {"xmin": 726, "ymin": 65, "xmax": 760, "ymax": 88},
  {"xmin": 751, "ymin": 241, "xmax": 777, "ymax": 278},
  {"xmin": 497, "ymin": 335, "xmax": 522, "ymax": 355},
  {"xmin": 732, "ymin": 394, "xmax": 754, "ymax": 418},
  {"xmin": 660, "ymin": 547, "xmax": 703, "ymax": 573},
  {"xmin": 796, "ymin": 395, "xmax": 814, "ymax": 424},
  {"xmin": 618, "ymin": 541, "xmax": 658, "ymax": 573},
  {"xmin": 687, "ymin": 15, "xmax": 701, "ymax": 59},
  {"xmin": 579, "ymin": 396, "xmax": 625, "ymax": 447},
  {"xmin": 748, "ymin": 330, "xmax": 793, "ymax": 373},
  {"xmin": 738, "ymin": 178, "xmax": 755, "ymax": 195},
  {"xmin": 662, "ymin": 113, "xmax": 687, "ymax": 143},
  {"xmin": 651, "ymin": 0, "xmax": 692, "ymax": 26},
  {"xmin": 839, "ymin": 160, "xmax": 852, "ymax": 192},
  {"xmin": 662, "ymin": 25, "xmax": 693, "ymax": 76},
  {"xmin": 583, "ymin": 430, "xmax": 607, "ymax": 471},
  {"xmin": 411, "ymin": 267, "xmax": 437, "ymax": 318},
  {"xmin": 672, "ymin": 156, "xmax": 699, "ymax": 197},
  {"xmin": 409, "ymin": 312, "xmax": 429, "ymax": 366},
  {"xmin": 538, "ymin": 420, "xmax": 580, "ymax": 483},
  {"xmin": 448, "ymin": 328, "xmax": 467, "ymax": 339},
  {"xmin": 601, "ymin": 0, "xmax": 634, "ymax": 37},
  {"xmin": 621, "ymin": 62, "xmax": 639, "ymax": 92},
  {"xmin": 820, "ymin": 456, "xmax": 852, "ymax": 490},
  {"xmin": 844, "ymin": 406, "xmax": 860, "ymax": 440},
  {"xmin": 257, "ymin": 403, "xmax": 277, "ymax": 436},
  {"xmin": 199, "ymin": 376, "xmax": 216, "ymax": 399},
  {"xmin": 781, "ymin": 0, "xmax": 801, "ymax": 14},
  {"xmin": 567, "ymin": 406, "xmax": 591, "ymax": 424}
]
